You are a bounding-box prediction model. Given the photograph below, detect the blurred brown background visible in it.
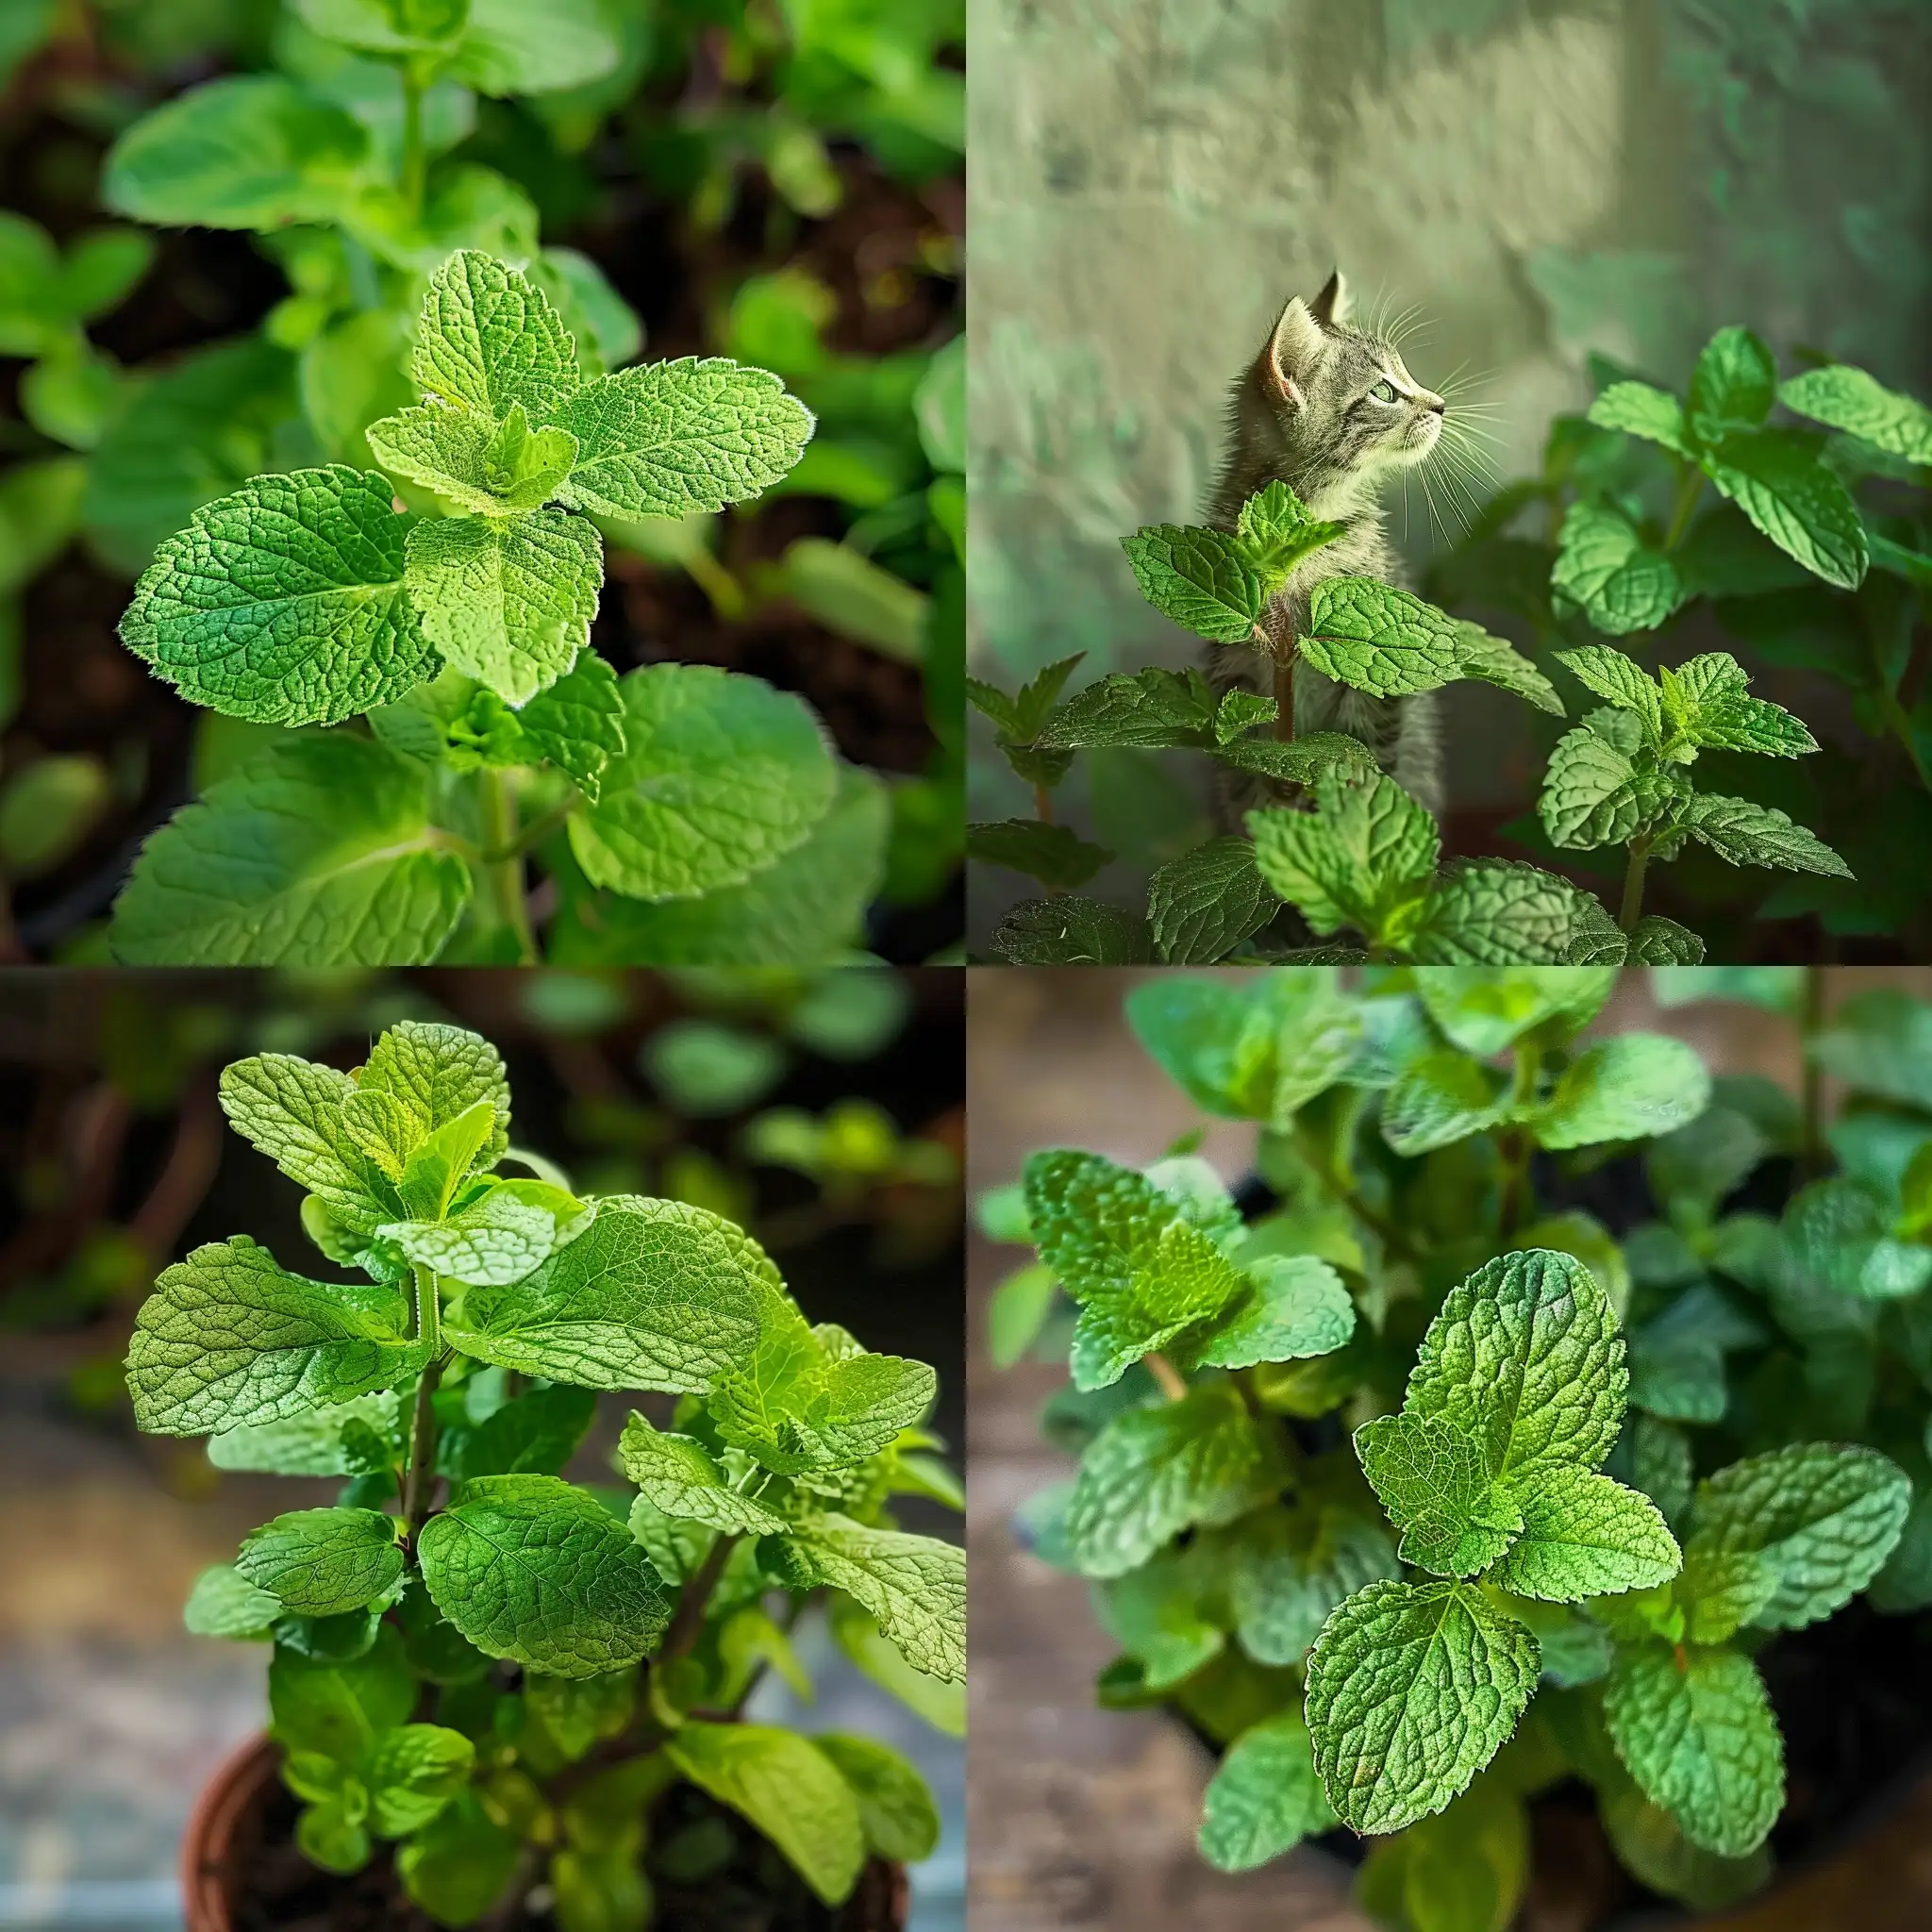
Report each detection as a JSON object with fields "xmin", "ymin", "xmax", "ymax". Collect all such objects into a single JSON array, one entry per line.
[
  {"xmin": 0, "ymin": 967, "xmax": 964, "ymax": 1930},
  {"xmin": 965, "ymin": 966, "xmax": 1932, "ymax": 1932}
]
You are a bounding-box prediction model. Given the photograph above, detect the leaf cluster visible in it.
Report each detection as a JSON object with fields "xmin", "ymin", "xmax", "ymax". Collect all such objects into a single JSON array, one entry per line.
[
  {"xmin": 993, "ymin": 967, "xmax": 1931, "ymax": 1924},
  {"xmin": 147, "ymin": 1019, "xmax": 963, "ymax": 1928}
]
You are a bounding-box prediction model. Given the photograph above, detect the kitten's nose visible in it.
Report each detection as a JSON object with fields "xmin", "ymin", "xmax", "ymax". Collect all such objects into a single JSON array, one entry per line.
[{"xmin": 1426, "ymin": 396, "xmax": 1445, "ymax": 415}]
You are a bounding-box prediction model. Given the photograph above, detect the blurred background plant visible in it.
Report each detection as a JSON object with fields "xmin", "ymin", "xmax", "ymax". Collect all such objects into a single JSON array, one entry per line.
[{"xmin": 0, "ymin": 0, "xmax": 963, "ymax": 963}]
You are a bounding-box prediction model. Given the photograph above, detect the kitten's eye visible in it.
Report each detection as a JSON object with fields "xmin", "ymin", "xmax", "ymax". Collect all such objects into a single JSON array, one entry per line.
[{"xmin": 1368, "ymin": 379, "xmax": 1399, "ymax": 405}]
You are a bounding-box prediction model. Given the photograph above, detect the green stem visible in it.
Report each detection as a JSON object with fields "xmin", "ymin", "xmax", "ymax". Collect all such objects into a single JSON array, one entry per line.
[
  {"xmin": 480, "ymin": 790, "xmax": 579, "ymax": 865},
  {"xmin": 1034, "ymin": 783, "xmax": 1054, "ymax": 824},
  {"xmin": 659, "ymin": 1532, "xmax": 741, "ymax": 1667},
  {"xmin": 399, "ymin": 64, "xmax": 426, "ymax": 220},
  {"xmin": 403, "ymin": 1272, "xmax": 444, "ymax": 1543},
  {"xmin": 1663, "ymin": 466, "xmax": 1704, "ymax": 551},
  {"xmin": 1619, "ymin": 838, "xmax": 1652, "ymax": 934},
  {"xmin": 1144, "ymin": 1352, "xmax": 1189, "ymax": 1402},
  {"xmin": 479, "ymin": 769, "xmax": 537, "ymax": 964}
]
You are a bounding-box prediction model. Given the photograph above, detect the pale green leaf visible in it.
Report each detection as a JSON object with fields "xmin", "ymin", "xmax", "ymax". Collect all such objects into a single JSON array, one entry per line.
[
  {"xmin": 617, "ymin": 1412, "xmax": 787, "ymax": 1536},
  {"xmin": 1778, "ymin": 364, "xmax": 1932, "ymax": 464},
  {"xmin": 120, "ymin": 466, "xmax": 431, "ymax": 726},
  {"xmin": 377, "ymin": 1193, "xmax": 559, "ymax": 1289},
  {"xmin": 1304, "ymin": 1578, "xmax": 1539, "ymax": 1832},
  {"xmin": 218, "ymin": 1052, "xmax": 391, "ymax": 1232},
  {"xmin": 1197, "ymin": 1710, "xmax": 1336, "ymax": 1872},
  {"xmin": 1553, "ymin": 647, "xmax": 1664, "ymax": 743},
  {"xmin": 1357, "ymin": 1410, "xmax": 1521, "ymax": 1576},
  {"xmin": 1688, "ymin": 327, "xmax": 1775, "ymax": 442},
  {"xmin": 268, "ymin": 1624, "xmax": 413, "ymax": 1759},
  {"xmin": 1382, "ymin": 1049, "xmax": 1511, "ymax": 1156},
  {"xmin": 1588, "ymin": 382, "xmax": 1690, "ymax": 456},
  {"xmin": 1535, "ymin": 1035, "xmax": 1713, "ymax": 1150},
  {"xmin": 1411, "ymin": 862, "xmax": 1599, "ymax": 968},
  {"xmin": 828, "ymin": 1595, "xmax": 965, "ymax": 1737},
  {"xmin": 396, "ymin": 1793, "xmax": 521, "ymax": 1924},
  {"xmin": 567, "ymin": 664, "xmax": 836, "ymax": 900},
  {"xmin": 1233, "ymin": 480, "xmax": 1346, "ymax": 590},
  {"xmin": 1413, "ymin": 966, "xmax": 1619, "ymax": 1057},
  {"xmin": 237, "ymin": 1507, "xmax": 403, "ymax": 1616},
  {"xmin": 551, "ymin": 358, "xmax": 812, "ymax": 519},
  {"xmin": 1552, "ymin": 502, "xmax": 1685, "ymax": 636},
  {"xmin": 780, "ymin": 1517, "xmax": 965, "ymax": 1684},
  {"xmin": 517, "ymin": 647, "xmax": 626, "ymax": 803},
  {"xmin": 1302, "ymin": 576, "xmax": 1467, "ymax": 697},
  {"xmin": 411, "ymin": 249, "xmax": 578, "ymax": 425},
  {"xmin": 812, "ymin": 1733, "xmax": 941, "ymax": 1864},
  {"xmin": 417, "ymin": 1474, "xmax": 671, "ymax": 1677},
  {"xmin": 448, "ymin": 0, "xmax": 625, "ymax": 96},
  {"xmin": 443, "ymin": 1196, "xmax": 765, "ymax": 1391},
  {"xmin": 1191, "ymin": 1254, "xmax": 1356, "ymax": 1372},
  {"xmin": 126, "ymin": 1237, "xmax": 429, "ymax": 1436},
  {"xmin": 359, "ymin": 1020, "xmax": 510, "ymax": 1165},
  {"xmin": 184, "ymin": 1563, "xmax": 281, "ymax": 1639},
  {"xmin": 1121, "ymin": 524, "xmax": 1264, "ymax": 643},
  {"xmin": 1488, "ymin": 1466, "xmax": 1678, "ymax": 1602},
  {"xmin": 1246, "ymin": 768, "xmax": 1438, "ymax": 945},
  {"xmin": 1784, "ymin": 1176, "xmax": 1932, "ymax": 1300},
  {"xmin": 364, "ymin": 1724, "xmax": 475, "ymax": 1839},
  {"xmin": 1659, "ymin": 653, "xmax": 1815, "ymax": 758}
]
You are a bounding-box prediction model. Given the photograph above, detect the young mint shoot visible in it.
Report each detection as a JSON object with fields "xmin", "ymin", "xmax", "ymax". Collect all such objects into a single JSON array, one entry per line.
[
  {"xmin": 994, "ymin": 967, "xmax": 1921, "ymax": 1920},
  {"xmin": 138, "ymin": 1019, "xmax": 964, "ymax": 1924}
]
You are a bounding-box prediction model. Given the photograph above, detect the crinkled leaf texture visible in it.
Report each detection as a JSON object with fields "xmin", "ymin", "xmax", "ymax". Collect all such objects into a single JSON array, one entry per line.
[
  {"xmin": 1355, "ymin": 1411, "xmax": 1520, "ymax": 1577},
  {"xmin": 551, "ymin": 358, "xmax": 813, "ymax": 518},
  {"xmin": 444, "ymin": 1196, "xmax": 767, "ymax": 1392},
  {"xmin": 1304, "ymin": 1578, "xmax": 1539, "ymax": 1832},
  {"xmin": 1197, "ymin": 1710, "xmax": 1336, "ymax": 1872},
  {"xmin": 568, "ymin": 664, "xmax": 837, "ymax": 901},
  {"xmin": 1301, "ymin": 577, "xmax": 1468, "ymax": 696},
  {"xmin": 1686, "ymin": 1442, "xmax": 1910, "ymax": 1629},
  {"xmin": 125, "ymin": 1237, "xmax": 429, "ymax": 1436},
  {"xmin": 110, "ymin": 736, "xmax": 471, "ymax": 965},
  {"xmin": 779, "ymin": 1516, "xmax": 967, "ymax": 1684},
  {"xmin": 120, "ymin": 466, "xmax": 432, "ymax": 725},
  {"xmin": 617, "ymin": 1412, "xmax": 788, "ymax": 1536},
  {"xmin": 1603, "ymin": 1643, "xmax": 1784, "ymax": 1857},
  {"xmin": 412, "ymin": 249, "xmax": 579, "ymax": 426},
  {"xmin": 417, "ymin": 1474, "xmax": 671, "ymax": 1678},
  {"xmin": 236, "ymin": 1507, "xmax": 403, "ymax": 1616},
  {"xmin": 1121, "ymin": 524, "xmax": 1263, "ymax": 643},
  {"xmin": 1487, "ymin": 1465, "xmax": 1679, "ymax": 1602},
  {"xmin": 664, "ymin": 1722, "xmax": 865, "ymax": 1908}
]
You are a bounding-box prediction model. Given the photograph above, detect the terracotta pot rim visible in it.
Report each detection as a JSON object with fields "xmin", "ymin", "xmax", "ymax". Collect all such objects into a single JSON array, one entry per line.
[{"xmin": 179, "ymin": 1730, "xmax": 911, "ymax": 1932}]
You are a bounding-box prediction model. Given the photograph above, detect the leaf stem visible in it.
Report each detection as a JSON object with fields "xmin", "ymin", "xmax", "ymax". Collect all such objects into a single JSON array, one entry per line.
[
  {"xmin": 660, "ymin": 1532, "xmax": 741, "ymax": 1667},
  {"xmin": 399, "ymin": 63, "xmax": 427, "ymax": 220},
  {"xmin": 478, "ymin": 768, "xmax": 538, "ymax": 964},
  {"xmin": 1618, "ymin": 837, "xmax": 1652, "ymax": 933},
  {"xmin": 403, "ymin": 1341, "xmax": 444, "ymax": 1546},
  {"xmin": 1144, "ymin": 1352, "xmax": 1189, "ymax": 1402},
  {"xmin": 1033, "ymin": 783, "xmax": 1055, "ymax": 824},
  {"xmin": 1663, "ymin": 466, "xmax": 1704, "ymax": 551},
  {"xmin": 479, "ymin": 789, "xmax": 580, "ymax": 864}
]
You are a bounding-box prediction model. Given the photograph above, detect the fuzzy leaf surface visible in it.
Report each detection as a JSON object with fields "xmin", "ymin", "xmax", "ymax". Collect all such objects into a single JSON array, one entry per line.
[
  {"xmin": 1197, "ymin": 1710, "xmax": 1337, "ymax": 1872},
  {"xmin": 1191, "ymin": 1254, "xmax": 1356, "ymax": 1372},
  {"xmin": 616, "ymin": 1412, "xmax": 787, "ymax": 1536},
  {"xmin": 411, "ymin": 249, "xmax": 577, "ymax": 425},
  {"xmin": 1488, "ymin": 1466, "xmax": 1678, "ymax": 1602},
  {"xmin": 779, "ymin": 1517, "xmax": 966, "ymax": 1684}
]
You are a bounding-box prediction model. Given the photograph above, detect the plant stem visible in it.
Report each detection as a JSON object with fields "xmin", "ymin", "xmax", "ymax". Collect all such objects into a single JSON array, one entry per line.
[
  {"xmin": 1618, "ymin": 838, "xmax": 1652, "ymax": 933},
  {"xmin": 403, "ymin": 1315, "xmax": 444, "ymax": 1544},
  {"xmin": 399, "ymin": 64, "xmax": 427, "ymax": 219},
  {"xmin": 1799, "ymin": 964, "xmax": 1826, "ymax": 1179},
  {"xmin": 660, "ymin": 1532, "xmax": 741, "ymax": 1666},
  {"xmin": 1663, "ymin": 466, "xmax": 1704, "ymax": 551},
  {"xmin": 1145, "ymin": 1352, "xmax": 1189, "ymax": 1402},
  {"xmin": 1034, "ymin": 783, "xmax": 1054, "ymax": 824},
  {"xmin": 1273, "ymin": 646, "xmax": 1296, "ymax": 743},
  {"xmin": 479, "ymin": 790, "xmax": 579, "ymax": 864},
  {"xmin": 478, "ymin": 769, "xmax": 537, "ymax": 964}
]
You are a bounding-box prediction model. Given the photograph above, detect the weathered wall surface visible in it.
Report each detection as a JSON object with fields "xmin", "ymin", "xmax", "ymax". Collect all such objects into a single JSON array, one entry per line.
[{"xmin": 966, "ymin": 0, "xmax": 1932, "ymax": 933}]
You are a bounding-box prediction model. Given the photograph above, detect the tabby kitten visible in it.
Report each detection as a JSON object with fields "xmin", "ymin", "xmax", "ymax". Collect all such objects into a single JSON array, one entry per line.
[{"xmin": 1206, "ymin": 269, "xmax": 1446, "ymax": 824}]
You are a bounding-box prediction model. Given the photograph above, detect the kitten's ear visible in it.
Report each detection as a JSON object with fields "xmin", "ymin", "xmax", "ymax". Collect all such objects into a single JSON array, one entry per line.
[
  {"xmin": 1309, "ymin": 268, "xmax": 1351, "ymax": 327},
  {"xmin": 1264, "ymin": 297, "xmax": 1324, "ymax": 405}
]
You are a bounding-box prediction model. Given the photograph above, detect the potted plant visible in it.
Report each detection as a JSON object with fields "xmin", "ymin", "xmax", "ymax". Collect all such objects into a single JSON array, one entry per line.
[
  {"xmin": 986, "ymin": 966, "xmax": 1932, "ymax": 1928},
  {"xmin": 133, "ymin": 1017, "xmax": 965, "ymax": 1929}
]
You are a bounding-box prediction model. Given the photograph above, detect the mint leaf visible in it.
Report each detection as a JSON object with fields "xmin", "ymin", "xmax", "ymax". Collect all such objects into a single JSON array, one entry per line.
[
  {"xmin": 396, "ymin": 1793, "xmax": 521, "ymax": 1925},
  {"xmin": 1034, "ymin": 667, "xmax": 1217, "ymax": 751},
  {"xmin": 293, "ymin": 0, "xmax": 467, "ymax": 57},
  {"xmin": 236, "ymin": 1507, "xmax": 403, "ymax": 1616},
  {"xmin": 1489, "ymin": 1466, "xmax": 1678, "ymax": 1601},
  {"xmin": 103, "ymin": 75, "xmax": 368, "ymax": 231},
  {"xmin": 269, "ymin": 1623, "xmax": 413, "ymax": 1759},
  {"xmin": 1406, "ymin": 1250, "xmax": 1624, "ymax": 1482},
  {"xmin": 812, "ymin": 1734, "xmax": 941, "ymax": 1864},
  {"xmin": 1659, "ymin": 654, "xmax": 1815, "ymax": 758},
  {"xmin": 378, "ymin": 1192, "xmax": 560, "ymax": 1288},
  {"xmin": 1540, "ymin": 717, "xmax": 1670, "ymax": 851},
  {"xmin": 417, "ymin": 1474, "xmax": 670, "ymax": 1677},
  {"xmin": 1304, "ymin": 1578, "xmax": 1539, "ymax": 1832},
  {"xmin": 1414, "ymin": 968, "xmax": 1619, "ymax": 1056},
  {"xmin": 617, "ymin": 1412, "xmax": 787, "ymax": 1536},
  {"xmin": 366, "ymin": 405, "xmax": 512, "ymax": 515},
  {"xmin": 1778, "ymin": 364, "xmax": 1932, "ymax": 464},
  {"xmin": 1534, "ymin": 1035, "xmax": 1712, "ymax": 1150},
  {"xmin": 1588, "ymin": 382, "xmax": 1690, "ymax": 456},
  {"xmin": 1091, "ymin": 1546, "xmax": 1221, "ymax": 1689},
  {"xmin": 126, "ymin": 1237, "xmax": 428, "ymax": 1435},
  {"xmin": 1122, "ymin": 525, "xmax": 1264, "ymax": 643},
  {"xmin": 1302, "ymin": 577, "xmax": 1467, "ymax": 697},
  {"xmin": 184, "ymin": 1562, "xmax": 282, "ymax": 1639},
  {"xmin": 364, "ymin": 1724, "xmax": 475, "ymax": 1838},
  {"xmin": 1022, "ymin": 1150, "xmax": 1245, "ymax": 1389},
  {"xmin": 111, "ymin": 735, "xmax": 471, "ymax": 965},
  {"xmin": 1675, "ymin": 1549, "xmax": 1778, "ymax": 1645},
  {"xmin": 1681, "ymin": 793, "xmax": 1853, "ymax": 878},
  {"xmin": 1553, "ymin": 647, "xmax": 1665, "ymax": 744},
  {"xmin": 516, "ymin": 648, "xmax": 625, "ymax": 803},
  {"xmin": 1553, "ymin": 502, "xmax": 1685, "ymax": 636},
  {"xmin": 1452, "ymin": 623, "xmax": 1566, "ymax": 716},
  {"xmin": 989, "ymin": 896, "xmax": 1154, "ymax": 965},
  {"xmin": 663, "ymin": 1724, "xmax": 864, "ymax": 1908},
  {"xmin": 1410, "ymin": 860, "xmax": 1597, "ymax": 968},
  {"xmin": 1063, "ymin": 1381, "xmax": 1264, "ymax": 1577},
  {"xmin": 551, "ymin": 358, "xmax": 812, "ymax": 519},
  {"xmin": 444, "ymin": 1197, "xmax": 764, "ymax": 1391},
  {"xmin": 1688, "ymin": 327, "xmax": 1775, "ymax": 443},
  {"xmin": 359, "ymin": 1020, "xmax": 511, "ymax": 1166},
  {"xmin": 1785, "ymin": 1176, "xmax": 1932, "ymax": 1300},
  {"xmin": 567, "ymin": 664, "xmax": 836, "ymax": 900},
  {"xmin": 1700, "ymin": 427, "xmax": 1868, "ymax": 590},
  {"xmin": 412, "ymin": 250, "xmax": 578, "ymax": 426},
  {"xmin": 1147, "ymin": 839, "xmax": 1276, "ymax": 962},
  {"xmin": 1197, "ymin": 1710, "xmax": 1336, "ymax": 1872},
  {"xmin": 828, "ymin": 1596, "xmax": 965, "ymax": 1738},
  {"xmin": 966, "ymin": 819, "xmax": 1112, "ymax": 891},
  {"xmin": 121, "ymin": 466, "xmax": 430, "ymax": 725},
  {"xmin": 1382, "ymin": 1049, "xmax": 1511, "ymax": 1155},
  {"xmin": 1193, "ymin": 1254, "xmax": 1355, "ymax": 1371},
  {"xmin": 404, "ymin": 508, "xmax": 601, "ymax": 706},
  {"xmin": 1603, "ymin": 1644, "xmax": 1783, "ymax": 1857},
  {"xmin": 1357, "ymin": 1410, "xmax": 1521, "ymax": 1576},
  {"xmin": 1629, "ymin": 916, "xmax": 1705, "ymax": 965},
  {"xmin": 219, "ymin": 1052, "xmax": 391, "ymax": 1233},
  {"xmin": 1211, "ymin": 729, "xmax": 1380, "ymax": 786},
  {"xmin": 1686, "ymin": 1442, "xmax": 1911, "ymax": 1628},
  {"xmin": 1247, "ymin": 769, "xmax": 1438, "ymax": 947},
  {"xmin": 1234, "ymin": 481, "xmax": 1345, "ymax": 590},
  {"xmin": 1230, "ymin": 1505, "xmax": 1400, "ymax": 1665},
  {"xmin": 446, "ymin": 0, "xmax": 623, "ymax": 95},
  {"xmin": 779, "ymin": 1518, "xmax": 966, "ymax": 1684}
]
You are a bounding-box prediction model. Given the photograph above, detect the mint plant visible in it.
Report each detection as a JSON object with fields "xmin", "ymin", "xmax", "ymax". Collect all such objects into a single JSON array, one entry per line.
[
  {"xmin": 991, "ymin": 967, "xmax": 1926, "ymax": 1924},
  {"xmin": 102, "ymin": 249, "xmax": 892, "ymax": 967},
  {"xmin": 139, "ymin": 1018, "xmax": 963, "ymax": 1925},
  {"xmin": 968, "ymin": 325, "xmax": 1932, "ymax": 961}
]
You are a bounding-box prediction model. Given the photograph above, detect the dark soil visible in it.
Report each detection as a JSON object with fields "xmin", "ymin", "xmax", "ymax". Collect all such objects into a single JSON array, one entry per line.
[
  {"xmin": 223, "ymin": 1770, "xmax": 905, "ymax": 1932},
  {"xmin": 0, "ymin": 54, "xmax": 960, "ymax": 962}
]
